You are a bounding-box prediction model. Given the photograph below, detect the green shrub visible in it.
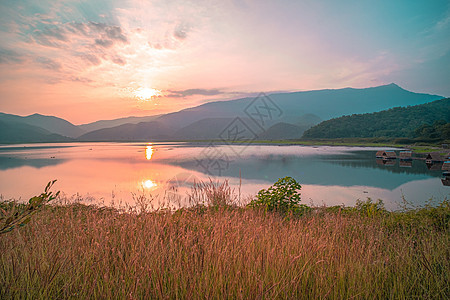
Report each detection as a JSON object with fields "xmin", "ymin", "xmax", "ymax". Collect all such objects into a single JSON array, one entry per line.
[
  {"xmin": 354, "ymin": 198, "xmax": 387, "ymax": 217},
  {"xmin": 423, "ymin": 200, "xmax": 449, "ymax": 231},
  {"xmin": 248, "ymin": 177, "xmax": 310, "ymax": 215}
]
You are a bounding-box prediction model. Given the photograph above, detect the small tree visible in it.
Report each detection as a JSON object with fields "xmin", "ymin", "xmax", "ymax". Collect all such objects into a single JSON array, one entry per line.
[{"xmin": 248, "ymin": 177, "xmax": 308, "ymax": 215}]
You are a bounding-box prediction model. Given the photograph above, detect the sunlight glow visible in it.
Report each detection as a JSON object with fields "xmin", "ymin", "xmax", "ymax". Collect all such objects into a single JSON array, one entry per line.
[
  {"xmin": 142, "ymin": 179, "xmax": 157, "ymax": 189},
  {"xmin": 145, "ymin": 144, "xmax": 154, "ymax": 160},
  {"xmin": 134, "ymin": 87, "xmax": 161, "ymax": 101}
]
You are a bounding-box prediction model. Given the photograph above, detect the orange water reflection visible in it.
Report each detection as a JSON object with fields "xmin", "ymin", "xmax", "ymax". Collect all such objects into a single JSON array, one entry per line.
[
  {"xmin": 145, "ymin": 144, "xmax": 154, "ymax": 160},
  {"xmin": 142, "ymin": 179, "xmax": 157, "ymax": 189},
  {"xmin": 0, "ymin": 142, "xmax": 448, "ymax": 210}
]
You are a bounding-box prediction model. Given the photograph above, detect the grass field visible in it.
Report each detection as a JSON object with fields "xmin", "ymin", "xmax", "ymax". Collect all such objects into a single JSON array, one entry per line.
[{"xmin": 1, "ymin": 182, "xmax": 449, "ymax": 299}]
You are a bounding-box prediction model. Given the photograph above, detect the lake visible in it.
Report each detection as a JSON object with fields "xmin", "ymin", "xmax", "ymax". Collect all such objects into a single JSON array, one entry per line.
[{"xmin": 0, "ymin": 142, "xmax": 448, "ymax": 210}]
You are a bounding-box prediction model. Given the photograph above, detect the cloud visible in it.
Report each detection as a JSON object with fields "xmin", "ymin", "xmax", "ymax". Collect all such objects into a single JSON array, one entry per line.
[
  {"xmin": 81, "ymin": 53, "xmax": 102, "ymax": 66},
  {"xmin": 80, "ymin": 22, "xmax": 128, "ymax": 43},
  {"xmin": 435, "ymin": 15, "xmax": 450, "ymax": 30},
  {"xmin": 0, "ymin": 48, "xmax": 25, "ymax": 64},
  {"xmin": 35, "ymin": 56, "xmax": 62, "ymax": 70},
  {"xmin": 111, "ymin": 56, "xmax": 126, "ymax": 65},
  {"xmin": 103, "ymin": 25, "xmax": 128, "ymax": 42},
  {"xmin": 434, "ymin": 6, "xmax": 450, "ymax": 31},
  {"xmin": 66, "ymin": 22, "xmax": 89, "ymax": 35},
  {"xmin": 29, "ymin": 20, "xmax": 128, "ymax": 51},
  {"xmin": 173, "ymin": 22, "xmax": 191, "ymax": 40},
  {"xmin": 20, "ymin": 19, "xmax": 131, "ymax": 71},
  {"xmin": 86, "ymin": 21, "xmax": 107, "ymax": 32},
  {"xmin": 95, "ymin": 38, "xmax": 114, "ymax": 48},
  {"xmin": 31, "ymin": 26, "xmax": 68, "ymax": 47},
  {"xmin": 68, "ymin": 76, "xmax": 94, "ymax": 83},
  {"xmin": 167, "ymin": 88, "xmax": 223, "ymax": 98}
]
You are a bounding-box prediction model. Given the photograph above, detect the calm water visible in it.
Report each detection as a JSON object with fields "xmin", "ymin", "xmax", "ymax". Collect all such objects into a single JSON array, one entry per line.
[{"xmin": 0, "ymin": 142, "xmax": 448, "ymax": 210}]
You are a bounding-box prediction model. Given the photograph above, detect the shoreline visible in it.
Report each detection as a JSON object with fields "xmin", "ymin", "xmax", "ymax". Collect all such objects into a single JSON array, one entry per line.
[{"xmin": 1, "ymin": 138, "xmax": 446, "ymax": 154}]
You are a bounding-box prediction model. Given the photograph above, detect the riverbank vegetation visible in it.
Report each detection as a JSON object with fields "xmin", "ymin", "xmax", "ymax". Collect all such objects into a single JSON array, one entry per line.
[
  {"xmin": 302, "ymin": 98, "xmax": 450, "ymax": 142},
  {"xmin": 1, "ymin": 180, "xmax": 449, "ymax": 299}
]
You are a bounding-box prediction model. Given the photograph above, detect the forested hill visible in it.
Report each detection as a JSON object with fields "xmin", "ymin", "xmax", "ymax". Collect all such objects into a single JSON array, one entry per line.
[{"xmin": 302, "ymin": 98, "xmax": 450, "ymax": 139}]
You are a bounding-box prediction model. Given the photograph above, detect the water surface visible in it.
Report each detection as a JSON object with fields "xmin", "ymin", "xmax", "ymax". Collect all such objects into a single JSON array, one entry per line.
[{"xmin": 0, "ymin": 142, "xmax": 448, "ymax": 210}]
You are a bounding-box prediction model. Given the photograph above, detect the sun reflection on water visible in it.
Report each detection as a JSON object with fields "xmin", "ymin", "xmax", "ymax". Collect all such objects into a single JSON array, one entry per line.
[
  {"xmin": 142, "ymin": 179, "xmax": 157, "ymax": 189},
  {"xmin": 145, "ymin": 144, "xmax": 154, "ymax": 160}
]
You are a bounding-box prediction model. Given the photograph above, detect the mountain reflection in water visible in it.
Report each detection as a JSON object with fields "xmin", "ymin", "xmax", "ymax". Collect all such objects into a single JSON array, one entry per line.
[{"xmin": 0, "ymin": 143, "xmax": 448, "ymax": 210}]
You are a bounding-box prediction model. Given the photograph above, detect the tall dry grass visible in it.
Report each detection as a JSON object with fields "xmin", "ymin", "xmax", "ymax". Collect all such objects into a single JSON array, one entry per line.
[{"xmin": 0, "ymin": 184, "xmax": 449, "ymax": 299}]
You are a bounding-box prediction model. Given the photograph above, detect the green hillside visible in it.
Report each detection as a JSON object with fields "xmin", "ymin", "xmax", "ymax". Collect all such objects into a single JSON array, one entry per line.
[
  {"xmin": 0, "ymin": 112, "xmax": 84, "ymax": 138},
  {"xmin": 77, "ymin": 121, "xmax": 175, "ymax": 141},
  {"xmin": 0, "ymin": 120, "xmax": 71, "ymax": 143},
  {"xmin": 302, "ymin": 98, "xmax": 450, "ymax": 140}
]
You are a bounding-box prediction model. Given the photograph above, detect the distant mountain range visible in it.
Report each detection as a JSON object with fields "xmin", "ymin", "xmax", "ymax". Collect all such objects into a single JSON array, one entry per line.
[
  {"xmin": 78, "ymin": 121, "xmax": 175, "ymax": 141},
  {"xmin": 0, "ymin": 119, "xmax": 71, "ymax": 143},
  {"xmin": 78, "ymin": 115, "xmax": 162, "ymax": 133},
  {"xmin": 0, "ymin": 112, "xmax": 84, "ymax": 138},
  {"xmin": 153, "ymin": 83, "xmax": 441, "ymax": 128},
  {"xmin": 0, "ymin": 83, "xmax": 444, "ymax": 143},
  {"xmin": 302, "ymin": 97, "xmax": 450, "ymax": 139}
]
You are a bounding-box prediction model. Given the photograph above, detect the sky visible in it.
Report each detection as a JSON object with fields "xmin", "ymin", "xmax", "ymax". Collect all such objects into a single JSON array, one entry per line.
[{"xmin": 0, "ymin": 0, "xmax": 449, "ymax": 124}]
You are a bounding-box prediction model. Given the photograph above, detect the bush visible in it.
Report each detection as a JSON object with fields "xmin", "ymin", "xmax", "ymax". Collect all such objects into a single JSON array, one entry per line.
[
  {"xmin": 354, "ymin": 198, "xmax": 387, "ymax": 217},
  {"xmin": 248, "ymin": 177, "xmax": 310, "ymax": 215},
  {"xmin": 381, "ymin": 200, "xmax": 449, "ymax": 234}
]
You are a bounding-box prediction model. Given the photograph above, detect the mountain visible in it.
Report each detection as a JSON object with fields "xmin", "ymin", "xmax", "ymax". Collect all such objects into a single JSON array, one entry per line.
[
  {"xmin": 294, "ymin": 113, "xmax": 322, "ymax": 128},
  {"xmin": 78, "ymin": 115, "xmax": 162, "ymax": 132},
  {"xmin": 173, "ymin": 118, "xmax": 243, "ymax": 140},
  {"xmin": 172, "ymin": 117, "xmax": 264, "ymax": 140},
  {"xmin": 77, "ymin": 121, "xmax": 175, "ymax": 141},
  {"xmin": 153, "ymin": 83, "xmax": 442, "ymax": 131},
  {"xmin": 256, "ymin": 114, "xmax": 322, "ymax": 140},
  {"xmin": 0, "ymin": 119, "xmax": 71, "ymax": 143},
  {"xmin": 1, "ymin": 83, "xmax": 443, "ymax": 143},
  {"xmin": 0, "ymin": 112, "xmax": 84, "ymax": 138},
  {"xmin": 302, "ymin": 98, "xmax": 450, "ymax": 139},
  {"xmin": 74, "ymin": 83, "xmax": 442, "ymax": 142},
  {"xmin": 78, "ymin": 118, "xmax": 309, "ymax": 141},
  {"xmin": 258, "ymin": 122, "xmax": 305, "ymax": 140}
]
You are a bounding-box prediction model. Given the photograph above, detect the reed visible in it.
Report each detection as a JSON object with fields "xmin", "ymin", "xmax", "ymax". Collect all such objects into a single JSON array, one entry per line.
[{"xmin": 0, "ymin": 185, "xmax": 448, "ymax": 299}]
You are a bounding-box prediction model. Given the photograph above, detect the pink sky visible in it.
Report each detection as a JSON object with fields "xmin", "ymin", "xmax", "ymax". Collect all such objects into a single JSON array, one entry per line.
[{"xmin": 0, "ymin": 0, "xmax": 449, "ymax": 124}]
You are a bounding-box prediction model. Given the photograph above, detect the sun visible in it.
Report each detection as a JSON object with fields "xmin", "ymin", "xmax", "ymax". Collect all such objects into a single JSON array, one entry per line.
[{"xmin": 134, "ymin": 87, "xmax": 161, "ymax": 101}]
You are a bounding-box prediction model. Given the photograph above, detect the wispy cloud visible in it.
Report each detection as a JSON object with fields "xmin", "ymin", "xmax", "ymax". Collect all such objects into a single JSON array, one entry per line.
[
  {"xmin": 30, "ymin": 21, "xmax": 129, "ymax": 51},
  {"xmin": 80, "ymin": 53, "xmax": 102, "ymax": 66},
  {"xmin": 31, "ymin": 26, "xmax": 68, "ymax": 47},
  {"xmin": 167, "ymin": 88, "xmax": 223, "ymax": 98},
  {"xmin": 0, "ymin": 48, "xmax": 25, "ymax": 64},
  {"xmin": 0, "ymin": 0, "xmax": 448, "ymax": 123},
  {"xmin": 35, "ymin": 56, "xmax": 62, "ymax": 70},
  {"xmin": 95, "ymin": 38, "xmax": 114, "ymax": 48},
  {"xmin": 173, "ymin": 22, "xmax": 192, "ymax": 40},
  {"xmin": 434, "ymin": 4, "xmax": 450, "ymax": 31},
  {"xmin": 2, "ymin": 18, "xmax": 132, "ymax": 78}
]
